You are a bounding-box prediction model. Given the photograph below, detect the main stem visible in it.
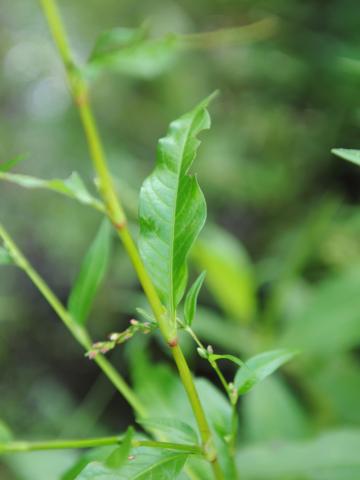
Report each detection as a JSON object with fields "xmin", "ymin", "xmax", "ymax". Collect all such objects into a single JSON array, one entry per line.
[{"xmin": 39, "ymin": 1, "xmax": 223, "ymax": 477}]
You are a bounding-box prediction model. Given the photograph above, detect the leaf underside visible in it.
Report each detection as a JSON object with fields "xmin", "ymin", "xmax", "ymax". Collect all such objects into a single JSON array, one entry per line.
[{"xmin": 138, "ymin": 95, "xmax": 216, "ymax": 314}]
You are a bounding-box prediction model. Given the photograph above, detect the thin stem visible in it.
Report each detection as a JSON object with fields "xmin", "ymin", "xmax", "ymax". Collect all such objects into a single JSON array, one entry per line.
[
  {"xmin": 39, "ymin": 2, "xmax": 224, "ymax": 477},
  {"xmin": 0, "ymin": 437, "xmax": 201, "ymax": 455},
  {"xmin": 0, "ymin": 223, "xmax": 146, "ymax": 418},
  {"xmin": 184, "ymin": 324, "xmax": 231, "ymax": 399}
]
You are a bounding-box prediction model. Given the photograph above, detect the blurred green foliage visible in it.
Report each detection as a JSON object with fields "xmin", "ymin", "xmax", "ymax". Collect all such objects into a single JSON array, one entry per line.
[{"xmin": 1, "ymin": 0, "xmax": 360, "ymax": 478}]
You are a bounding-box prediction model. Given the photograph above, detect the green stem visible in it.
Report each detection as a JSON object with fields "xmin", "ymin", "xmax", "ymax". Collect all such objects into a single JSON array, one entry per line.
[
  {"xmin": 39, "ymin": 1, "xmax": 224, "ymax": 477},
  {"xmin": 185, "ymin": 324, "xmax": 231, "ymax": 398},
  {"xmin": 0, "ymin": 437, "xmax": 201, "ymax": 455},
  {"xmin": 0, "ymin": 223, "xmax": 146, "ymax": 418}
]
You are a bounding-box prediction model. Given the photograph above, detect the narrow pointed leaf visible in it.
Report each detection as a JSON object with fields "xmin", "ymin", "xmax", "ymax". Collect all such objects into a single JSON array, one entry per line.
[
  {"xmin": 0, "ymin": 171, "xmax": 104, "ymax": 211},
  {"xmin": 106, "ymin": 428, "xmax": 133, "ymax": 469},
  {"xmin": 332, "ymin": 148, "xmax": 360, "ymax": 166},
  {"xmin": 184, "ymin": 271, "xmax": 206, "ymax": 326},
  {"xmin": 139, "ymin": 94, "xmax": 216, "ymax": 313},
  {"xmin": 234, "ymin": 349, "xmax": 297, "ymax": 395},
  {"xmin": 0, "ymin": 154, "xmax": 25, "ymax": 173},
  {"xmin": 68, "ymin": 221, "xmax": 112, "ymax": 325},
  {"xmin": 0, "ymin": 247, "xmax": 14, "ymax": 265}
]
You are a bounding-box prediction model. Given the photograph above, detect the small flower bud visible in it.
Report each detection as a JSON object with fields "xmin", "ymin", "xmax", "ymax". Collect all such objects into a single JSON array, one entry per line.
[
  {"xmin": 197, "ymin": 347, "xmax": 208, "ymax": 359},
  {"xmin": 207, "ymin": 345, "xmax": 214, "ymax": 355}
]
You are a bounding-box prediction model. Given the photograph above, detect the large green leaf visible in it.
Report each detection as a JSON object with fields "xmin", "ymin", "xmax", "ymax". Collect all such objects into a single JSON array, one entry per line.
[
  {"xmin": 75, "ymin": 448, "xmax": 188, "ymax": 480},
  {"xmin": 192, "ymin": 225, "xmax": 256, "ymax": 324},
  {"xmin": 237, "ymin": 429, "xmax": 360, "ymax": 480},
  {"xmin": 138, "ymin": 95, "xmax": 214, "ymax": 314},
  {"xmin": 234, "ymin": 349, "xmax": 297, "ymax": 395},
  {"xmin": 0, "ymin": 171, "xmax": 104, "ymax": 211},
  {"xmin": 68, "ymin": 221, "xmax": 112, "ymax": 325},
  {"xmin": 332, "ymin": 148, "xmax": 360, "ymax": 166}
]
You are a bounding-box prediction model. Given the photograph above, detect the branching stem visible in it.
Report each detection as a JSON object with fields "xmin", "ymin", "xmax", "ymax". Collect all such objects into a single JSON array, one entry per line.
[
  {"xmin": 0, "ymin": 437, "xmax": 202, "ymax": 455},
  {"xmin": 39, "ymin": 1, "xmax": 224, "ymax": 477}
]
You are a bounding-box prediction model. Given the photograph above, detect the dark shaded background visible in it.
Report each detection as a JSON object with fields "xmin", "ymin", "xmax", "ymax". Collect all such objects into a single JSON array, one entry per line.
[{"xmin": 1, "ymin": 0, "xmax": 360, "ymax": 478}]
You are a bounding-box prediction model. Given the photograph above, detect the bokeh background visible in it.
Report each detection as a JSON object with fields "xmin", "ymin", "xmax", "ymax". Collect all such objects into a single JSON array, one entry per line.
[{"xmin": 1, "ymin": 0, "xmax": 360, "ymax": 478}]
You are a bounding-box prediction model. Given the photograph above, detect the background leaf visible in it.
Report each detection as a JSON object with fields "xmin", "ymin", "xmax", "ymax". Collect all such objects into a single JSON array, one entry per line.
[
  {"xmin": 279, "ymin": 265, "xmax": 360, "ymax": 356},
  {"xmin": 234, "ymin": 349, "xmax": 297, "ymax": 395},
  {"xmin": 192, "ymin": 225, "xmax": 256, "ymax": 324},
  {"xmin": 68, "ymin": 220, "xmax": 112, "ymax": 325},
  {"xmin": 86, "ymin": 25, "xmax": 179, "ymax": 80},
  {"xmin": 139, "ymin": 95, "xmax": 214, "ymax": 313},
  {"xmin": 237, "ymin": 429, "xmax": 360, "ymax": 480},
  {"xmin": 242, "ymin": 376, "xmax": 311, "ymax": 442}
]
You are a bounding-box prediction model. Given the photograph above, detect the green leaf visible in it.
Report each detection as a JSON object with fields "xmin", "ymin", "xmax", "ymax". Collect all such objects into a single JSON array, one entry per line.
[
  {"xmin": 183, "ymin": 271, "xmax": 206, "ymax": 326},
  {"xmin": 139, "ymin": 94, "xmax": 216, "ymax": 314},
  {"xmin": 106, "ymin": 428, "xmax": 133, "ymax": 469},
  {"xmin": 0, "ymin": 246, "xmax": 14, "ymax": 265},
  {"xmin": 0, "ymin": 154, "xmax": 25, "ymax": 172},
  {"xmin": 243, "ymin": 376, "xmax": 310, "ymax": 443},
  {"xmin": 237, "ymin": 429, "xmax": 360, "ymax": 480},
  {"xmin": 75, "ymin": 448, "xmax": 188, "ymax": 479},
  {"xmin": 332, "ymin": 148, "xmax": 360, "ymax": 166},
  {"xmin": 0, "ymin": 171, "xmax": 104, "ymax": 211},
  {"xmin": 0, "ymin": 419, "xmax": 13, "ymax": 443},
  {"xmin": 192, "ymin": 225, "xmax": 257, "ymax": 324},
  {"xmin": 279, "ymin": 265, "xmax": 360, "ymax": 356},
  {"xmin": 234, "ymin": 349, "xmax": 297, "ymax": 395},
  {"xmin": 86, "ymin": 25, "xmax": 179, "ymax": 80},
  {"xmin": 208, "ymin": 353, "xmax": 244, "ymax": 368},
  {"xmin": 137, "ymin": 418, "xmax": 198, "ymax": 444},
  {"xmin": 68, "ymin": 221, "xmax": 112, "ymax": 325}
]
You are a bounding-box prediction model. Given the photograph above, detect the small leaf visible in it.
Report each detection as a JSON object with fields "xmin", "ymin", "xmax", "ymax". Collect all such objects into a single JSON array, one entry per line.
[
  {"xmin": 184, "ymin": 271, "xmax": 206, "ymax": 326},
  {"xmin": 234, "ymin": 349, "xmax": 297, "ymax": 395},
  {"xmin": 208, "ymin": 353, "xmax": 244, "ymax": 368},
  {"xmin": 106, "ymin": 428, "xmax": 133, "ymax": 469},
  {"xmin": 0, "ymin": 171, "xmax": 104, "ymax": 211},
  {"xmin": 137, "ymin": 418, "xmax": 198, "ymax": 444},
  {"xmin": 68, "ymin": 221, "xmax": 112, "ymax": 325},
  {"xmin": 332, "ymin": 148, "xmax": 360, "ymax": 166},
  {"xmin": 0, "ymin": 154, "xmax": 25, "ymax": 173},
  {"xmin": 0, "ymin": 247, "xmax": 14, "ymax": 265},
  {"xmin": 139, "ymin": 94, "xmax": 216, "ymax": 315},
  {"xmin": 75, "ymin": 448, "xmax": 188, "ymax": 479}
]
